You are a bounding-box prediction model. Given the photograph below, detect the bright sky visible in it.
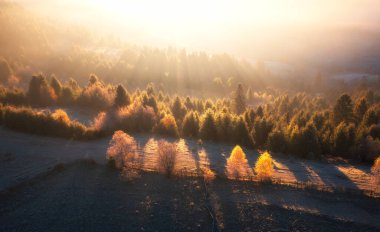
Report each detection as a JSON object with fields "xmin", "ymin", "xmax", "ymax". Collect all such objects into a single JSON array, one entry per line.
[{"xmin": 14, "ymin": 0, "xmax": 380, "ymax": 61}]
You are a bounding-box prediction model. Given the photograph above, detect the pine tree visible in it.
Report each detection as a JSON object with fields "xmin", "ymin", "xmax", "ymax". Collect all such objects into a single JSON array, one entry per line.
[
  {"xmin": 28, "ymin": 74, "xmax": 55, "ymax": 106},
  {"xmin": 353, "ymin": 97, "xmax": 368, "ymax": 122},
  {"xmin": 333, "ymin": 94, "xmax": 353, "ymax": 125},
  {"xmin": 268, "ymin": 129, "xmax": 287, "ymax": 153},
  {"xmin": 215, "ymin": 112, "xmax": 233, "ymax": 142},
  {"xmin": 362, "ymin": 108, "xmax": 379, "ymax": 126},
  {"xmin": 233, "ymin": 84, "xmax": 246, "ymax": 114},
  {"xmin": 114, "ymin": 84, "xmax": 130, "ymax": 107},
  {"xmin": 50, "ymin": 75, "xmax": 62, "ymax": 97},
  {"xmin": 171, "ymin": 96, "xmax": 186, "ymax": 120},
  {"xmin": 182, "ymin": 111, "xmax": 199, "ymax": 138},
  {"xmin": 233, "ymin": 116, "xmax": 253, "ymax": 147},
  {"xmin": 199, "ymin": 110, "xmax": 218, "ymax": 141},
  {"xmin": 333, "ymin": 122, "xmax": 355, "ymax": 156},
  {"xmin": 251, "ymin": 118, "xmax": 273, "ymax": 148}
]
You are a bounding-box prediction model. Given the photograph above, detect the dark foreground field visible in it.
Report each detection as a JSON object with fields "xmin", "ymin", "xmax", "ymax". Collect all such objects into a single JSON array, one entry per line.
[
  {"xmin": 0, "ymin": 160, "xmax": 379, "ymax": 232},
  {"xmin": 0, "ymin": 128, "xmax": 379, "ymax": 231}
]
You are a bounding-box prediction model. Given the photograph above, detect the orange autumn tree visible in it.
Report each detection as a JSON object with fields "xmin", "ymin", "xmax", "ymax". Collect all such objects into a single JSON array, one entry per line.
[
  {"xmin": 372, "ymin": 157, "xmax": 380, "ymax": 185},
  {"xmin": 154, "ymin": 114, "xmax": 179, "ymax": 137},
  {"xmin": 226, "ymin": 145, "xmax": 250, "ymax": 180},
  {"xmin": 51, "ymin": 109, "xmax": 71, "ymax": 125},
  {"xmin": 254, "ymin": 151, "xmax": 273, "ymax": 180},
  {"xmin": 106, "ymin": 130, "xmax": 141, "ymax": 179}
]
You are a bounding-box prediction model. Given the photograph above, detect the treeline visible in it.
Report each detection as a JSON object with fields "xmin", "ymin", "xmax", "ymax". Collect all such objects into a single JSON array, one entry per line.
[
  {"xmin": 0, "ymin": 106, "xmax": 97, "ymax": 139},
  {"xmin": 1, "ymin": 74, "xmax": 380, "ymax": 161}
]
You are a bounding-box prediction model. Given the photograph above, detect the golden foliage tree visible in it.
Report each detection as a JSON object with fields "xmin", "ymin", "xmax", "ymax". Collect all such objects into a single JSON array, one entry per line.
[
  {"xmin": 106, "ymin": 130, "xmax": 139, "ymax": 172},
  {"xmin": 51, "ymin": 109, "xmax": 71, "ymax": 125},
  {"xmin": 154, "ymin": 114, "xmax": 179, "ymax": 137},
  {"xmin": 226, "ymin": 145, "xmax": 249, "ymax": 180},
  {"xmin": 372, "ymin": 156, "xmax": 380, "ymax": 185},
  {"xmin": 254, "ymin": 151, "xmax": 273, "ymax": 180}
]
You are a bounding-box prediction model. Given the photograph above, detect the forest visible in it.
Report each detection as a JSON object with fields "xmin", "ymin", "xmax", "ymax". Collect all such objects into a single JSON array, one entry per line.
[
  {"xmin": 1, "ymin": 2, "xmax": 380, "ymax": 163},
  {"xmin": 1, "ymin": 71, "xmax": 380, "ymax": 162}
]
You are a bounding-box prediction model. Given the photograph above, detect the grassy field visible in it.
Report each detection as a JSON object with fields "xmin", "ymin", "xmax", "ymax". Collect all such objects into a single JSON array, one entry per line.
[{"xmin": 0, "ymin": 128, "xmax": 379, "ymax": 231}]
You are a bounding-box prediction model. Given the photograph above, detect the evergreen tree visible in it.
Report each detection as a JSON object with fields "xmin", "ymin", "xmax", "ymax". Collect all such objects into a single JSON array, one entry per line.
[
  {"xmin": 171, "ymin": 96, "xmax": 186, "ymax": 120},
  {"xmin": 28, "ymin": 74, "xmax": 55, "ymax": 105},
  {"xmin": 333, "ymin": 94, "xmax": 354, "ymax": 125},
  {"xmin": 362, "ymin": 108, "xmax": 379, "ymax": 126},
  {"xmin": 298, "ymin": 124, "xmax": 320, "ymax": 158},
  {"xmin": 142, "ymin": 93, "xmax": 158, "ymax": 112},
  {"xmin": 215, "ymin": 112, "xmax": 234, "ymax": 142},
  {"xmin": 333, "ymin": 122, "xmax": 355, "ymax": 156},
  {"xmin": 114, "ymin": 84, "xmax": 130, "ymax": 107},
  {"xmin": 268, "ymin": 129, "xmax": 287, "ymax": 153},
  {"xmin": 199, "ymin": 109, "xmax": 218, "ymax": 141},
  {"xmin": 50, "ymin": 75, "xmax": 62, "ymax": 97},
  {"xmin": 369, "ymin": 124, "xmax": 380, "ymax": 140},
  {"xmin": 251, "ymin": 118, "xmax": 273, "ymax": 148},
  {"xmin": 182, "ymin": 111, "xmax": 199, "ymax": 138},
  {"xmin": 60, "ymin": 86, "xmax": 75, "ymax": 105},
  {"xmin": 154, "ymin": 114, "xmax": 179, "ymax": 137},
  {"xmin": 353, "ymin": 97, "xmax": 368, "ymax": 122},
  {"xmin": 233, "ymin": 116, "xmax": 253, "ymax": 147},
  {"xmin": 233, "ymin": 83, "xmax": 246, "ymax": 114},
  {"xmin": 256, "ymin": 105, "xmax": 264, "ymax": 118}
]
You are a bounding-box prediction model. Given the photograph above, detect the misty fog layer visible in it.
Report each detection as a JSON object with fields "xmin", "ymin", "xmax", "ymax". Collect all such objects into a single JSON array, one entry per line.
[{"xmin": 13, "ymin": 0, "xmax": 380, "ymax": 72}]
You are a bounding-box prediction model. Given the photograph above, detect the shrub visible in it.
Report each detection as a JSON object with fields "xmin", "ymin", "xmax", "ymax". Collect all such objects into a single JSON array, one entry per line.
[
  {"xmin": 154, "ymin": 114, "xmax": 179, "ymax": 137},
  {"xmin": 106, "ymin": 131, "xmax": 140, "ymax": 174},
  {"xmin": 226, "ymin": 145, "xmax": 249, "ymax": 180},
  {"xmin": 157, "ymin": 140, "xmax": 177, "ymax": 177},
  {"xmin": 254, "ymin": 151, "xmax": 273, "ymax": 180}
]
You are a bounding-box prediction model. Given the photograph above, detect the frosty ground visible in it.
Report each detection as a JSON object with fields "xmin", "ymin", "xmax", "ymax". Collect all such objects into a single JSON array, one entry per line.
[{"xmin": 0, "ymin": 127, "xmax": 379, "ymax": 231}]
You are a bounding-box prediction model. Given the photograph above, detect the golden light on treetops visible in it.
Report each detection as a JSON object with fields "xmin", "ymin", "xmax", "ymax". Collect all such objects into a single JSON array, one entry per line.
[
  {"xmin": 254, "ymin": 151, "xmax": 274, "ymax": 180},
  {"xmin": 226, "ymin": 145, "xmax": 250, "ymax": 180}
]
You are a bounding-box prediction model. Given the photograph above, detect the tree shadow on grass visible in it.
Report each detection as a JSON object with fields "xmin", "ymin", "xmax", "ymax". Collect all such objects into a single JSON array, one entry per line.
[{"xmin": 309, "ymin": 161, "xmax": 361, "ymax": 191}]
